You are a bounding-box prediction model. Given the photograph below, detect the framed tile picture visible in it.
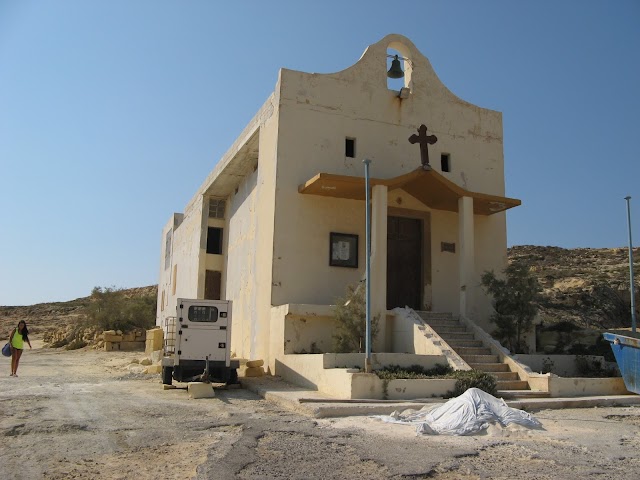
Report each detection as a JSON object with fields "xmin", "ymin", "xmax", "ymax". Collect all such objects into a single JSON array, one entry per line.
[{"xmin": 329, "ymin": 232, "xmax": 359, "ymax": 268}]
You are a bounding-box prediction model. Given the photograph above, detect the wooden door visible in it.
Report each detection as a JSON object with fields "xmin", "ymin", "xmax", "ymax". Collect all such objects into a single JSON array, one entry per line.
[
  {"xmin": 204, "ymin": 270, "xmax": 222, "ymax": 300},
  {"xmin": 386, "ymin": 216, "xmax": 422, "ymax": 309}
]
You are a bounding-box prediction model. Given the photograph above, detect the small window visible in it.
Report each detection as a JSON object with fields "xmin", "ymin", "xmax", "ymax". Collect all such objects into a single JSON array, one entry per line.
[
  {"xmin": 208, "ymin": 198, "xmax": 226, "ymax": 219},
  {"xmin": 345, "ymin": 138, "xmax": 355, "ymax": 158},
  {"xmin": 441, "ymin": 154, "xmax": 451, "ymax": 172},
  {"xmin": 207, "ymin": 227, "xmax": 223, "ymax": 254},
  {"xmin": 441, "ymin": 242, "xmax": 456, "ymax": 253},
  {"xmin": 188, "ymin": 305, "xmax": 218, "ymax": 323}
]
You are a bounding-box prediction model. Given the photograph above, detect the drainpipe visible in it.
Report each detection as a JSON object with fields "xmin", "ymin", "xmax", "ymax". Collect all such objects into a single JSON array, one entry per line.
[
  {"xmin": 364, "ymin": 159, "xmax": 372, "ymax": 372},
  {"xmin": 625, "ymin": 196, "xmax": 637, "ymax": 333}
]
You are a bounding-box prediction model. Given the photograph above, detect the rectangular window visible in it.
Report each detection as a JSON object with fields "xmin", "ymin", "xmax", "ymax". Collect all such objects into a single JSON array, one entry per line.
[
  {"xmin": 441, "ymin": 154, "xmax": 451, "ymax": 172},
  {"xmin": 206, "ymin": 227, "xmax": 223, "ymax": 255},
  {"xmin": 208, "ymin": 198, "xmax": 226, "ymax": 219},
  {"xmin": 188, "ymin": 305, "xmax": 219, "ymax": 323},
  {"xmin": 345, "ymin": 138, "xmax": 356, "ymax": 158},
  {"xmin": 164, "ymin": 230, "xmax": 172, "ymax": 270}
]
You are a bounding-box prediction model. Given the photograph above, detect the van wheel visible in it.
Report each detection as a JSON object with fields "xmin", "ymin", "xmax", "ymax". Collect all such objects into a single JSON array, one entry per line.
[
  {"xmin": 162, "ymin": 366, "xmax": 173, "ymax": 385},
  {"xmin": 227, "ymin": 368, "xmax": 238, "ymax": 385}
]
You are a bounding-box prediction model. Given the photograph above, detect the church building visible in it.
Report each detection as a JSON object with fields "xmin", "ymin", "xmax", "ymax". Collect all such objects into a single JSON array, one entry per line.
[{"xmin": 156, "ymin": 34, "xmax": 521, "ymax": 378}]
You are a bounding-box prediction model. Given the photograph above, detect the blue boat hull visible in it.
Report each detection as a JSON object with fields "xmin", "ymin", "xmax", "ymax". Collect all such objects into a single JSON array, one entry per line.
[{"xmin": 603, "ymin": 332, "xmax": 640, "ymax": 394}]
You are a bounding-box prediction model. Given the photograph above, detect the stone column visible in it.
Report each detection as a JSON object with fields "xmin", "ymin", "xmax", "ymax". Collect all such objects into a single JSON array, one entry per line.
[
  {"xmin": 458, "ymin": 196, "xmax": 475, "ymax": 318},
  {"xmin": 370, "ymin": 185, "xmax": 388, "ymax": 352}
]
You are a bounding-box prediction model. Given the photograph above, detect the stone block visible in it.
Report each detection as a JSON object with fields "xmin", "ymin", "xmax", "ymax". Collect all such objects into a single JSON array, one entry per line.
[
  {"xmin": 104, "ymin": 333, "xmax": 123, "ymax": 342},
  {"xmin": 151, "ymin": 349, "xmax": 164, "ymax": 364},
  {"xmin": 104, "ymin": 341, "xmax": 119, "ymax": 352},
  {"xmin": 122, "ymin": 332, "xmax": 136, "ymax": 342},
  {"xmin": 145, "ymin": 328, "xmax": 164, "ymax": 353},
  {"xmin": 120, "ymin": 341, "xmax": 145, "ymax": 352},
  {"xmin": 163, "ymin": 384, "xmax": 176, "ymax": 390},
  {"xmin": 140, "ymin": 358, "xmax": 152, "ymax": 366},
  {"xmin": 245, "ymin": 359, "xmax": 264, "ymax": 368},
  {"xmin": 243, "ymin": 366, "xmax": 264, "ymax": 377},
  {"xmin": 188, "ymin": 382, "xmax": 215, "ymax": 399},
  {"xmin": 145, "ymin": 365, "xmax": 162, "ymax": 374}
]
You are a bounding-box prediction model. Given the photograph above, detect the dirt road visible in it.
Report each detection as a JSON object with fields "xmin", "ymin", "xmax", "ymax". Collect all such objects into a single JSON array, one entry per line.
[{"xmin": 1, "ymin": 344, "xmax": 639, "ymax": 479}]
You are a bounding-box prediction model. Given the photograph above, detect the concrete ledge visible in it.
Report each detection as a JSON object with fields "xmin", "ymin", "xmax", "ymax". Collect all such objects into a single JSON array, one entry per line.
[
  {"xmin": 506, "ymin": 394, "xmax": 640, "ymax": 411},
  {"xmin": 241, "ymin": 375, "xmax": 640, "ymax": 418}
]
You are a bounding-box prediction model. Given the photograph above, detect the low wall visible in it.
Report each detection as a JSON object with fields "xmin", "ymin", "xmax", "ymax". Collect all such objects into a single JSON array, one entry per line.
[
  {"xmin": 548, "ymin": 377, "xmax": 630, "ymax": 397},
  {"xmin": 103, "ymin": 329, "xmax": 146, "ymax": 352},
  {"xmin": 279, "ymin": 304, "xmax": 336, "ymax": 355},
  {"xmin": 275, "ymin": 352, "xmax": 450, "ymax": 399},
  {"xmin": 514, "ymin": 354, "xmax": 607, "ymax": 377},
  {"xmin": 274, "ymin": 354, "xmax": 355, "ymax": 398},
  {"xmin": 351, "ymin": 375, "xmax": 457, "ymax": 400}
]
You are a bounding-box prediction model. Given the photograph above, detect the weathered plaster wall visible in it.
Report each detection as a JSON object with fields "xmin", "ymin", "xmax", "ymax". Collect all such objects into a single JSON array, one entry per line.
[
  {"xmin": 156, "ymin": 202, "xmax": 203, "ymax": 326},
  {"xmin": 156, "ymin": 213, "xmax": 183, "ymax": 325},
  {"xmin": 225, "ymin": 110, "xmax": 278, "ymax": 364}
]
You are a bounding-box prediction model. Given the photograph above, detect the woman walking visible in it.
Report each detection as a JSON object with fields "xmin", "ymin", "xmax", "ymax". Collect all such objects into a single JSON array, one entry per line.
[{"xmin": 9, "ymin": 320, "xmax": 31, "ymax": 377}]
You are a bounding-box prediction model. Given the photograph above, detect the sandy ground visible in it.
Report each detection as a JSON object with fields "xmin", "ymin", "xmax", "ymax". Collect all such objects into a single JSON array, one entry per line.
[{"xmin": 1, "ymin": 343, "xmax": 639, "ymax": 479}]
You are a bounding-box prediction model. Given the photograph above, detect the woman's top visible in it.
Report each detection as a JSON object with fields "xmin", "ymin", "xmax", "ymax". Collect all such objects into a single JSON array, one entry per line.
[{"xmin": 11, "ymin": 329, "xmax": 24, "ymax": 349}]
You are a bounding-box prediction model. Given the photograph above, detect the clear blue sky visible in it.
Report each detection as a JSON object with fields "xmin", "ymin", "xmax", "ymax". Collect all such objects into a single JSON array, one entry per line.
[{"xmin": 1, "ymin": 1, "xmax": 639, "ymax": 305}]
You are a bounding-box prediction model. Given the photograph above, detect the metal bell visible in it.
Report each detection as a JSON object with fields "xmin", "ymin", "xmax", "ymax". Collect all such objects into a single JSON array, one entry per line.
[{"xmin": 387, "ymin": 55, "xmax": 404, "ymax": 79}]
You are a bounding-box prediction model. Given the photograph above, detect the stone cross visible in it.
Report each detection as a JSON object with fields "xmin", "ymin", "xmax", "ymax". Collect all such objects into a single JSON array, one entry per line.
[{"xmin": 409, "ymin": 124, "xmax": 438, "ymax": 167}]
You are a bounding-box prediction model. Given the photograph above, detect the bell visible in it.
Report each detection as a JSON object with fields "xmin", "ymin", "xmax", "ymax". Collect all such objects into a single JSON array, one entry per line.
[{"xmin": 387, "ymin": 55, "xmax": 404, "ymax": 79}]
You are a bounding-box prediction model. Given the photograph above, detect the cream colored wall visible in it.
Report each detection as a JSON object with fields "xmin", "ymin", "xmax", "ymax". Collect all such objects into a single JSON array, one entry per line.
[
  {"xmin": 429, "ymin": 210, "xmax": 461, "ymax": 313},
  {"xmin": 271, "ymin": 34, "xmax": 507, "ymax": 314},
  {"xmin": 156, "ymin": 214, "xmax": 182, "ymax": 325},
  {"xmin": 472, "ymin": 212, "xmax": 508, "ymax": 328},
  {"xmin": 156, "ymin": 202, "xmax": 204, "ymax": 327},
  {"xmin": 224, "ymin": 116, "xmax": 278, "ymax": 364}
]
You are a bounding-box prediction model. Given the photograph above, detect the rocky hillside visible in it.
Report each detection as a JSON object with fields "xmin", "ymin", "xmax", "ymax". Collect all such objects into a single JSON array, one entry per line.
[
  {"xmin": 508, "ymin": 245, "xmax": 639, "ymax": 330},
  {"xmin": 0, "ymin": 286, "xmax": 157, "ymax": 341},
  {"xmin": 1, "ymin": 246, "xmax": 638, "ymax": 342}
]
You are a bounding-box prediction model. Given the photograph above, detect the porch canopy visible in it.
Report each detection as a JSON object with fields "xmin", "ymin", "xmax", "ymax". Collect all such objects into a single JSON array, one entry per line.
[{"xmin": 298, "ymin": 167, "xmax": 521, "ymax": 215}]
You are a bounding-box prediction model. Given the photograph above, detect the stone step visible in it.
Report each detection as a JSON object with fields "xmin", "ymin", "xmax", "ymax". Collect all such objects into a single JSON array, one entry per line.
[
  {"xmin": 468, "ymin": 362, "xmax": 511, "ymax": 372},
  {"xmin": 425, "ymin": 320, "xmax": 462, "ymax": 328},
  {"xmin": 416, "ymin": 311, "xmax": 454, "ymax": 319},
  {"xmin": 496, "ymin": 380, "xmax": 530, "ymax": 390},
  {"xmin": 488, "ymin": 371, "xmax": 520, "ymax": 381},
  {"xmin": 461, "ymin": 354, "xmax": 500, "ymax": 364},
  {"xmin": 455, "ymin": 347, "xmax": 492, "ymax": 356},
  {"xmin": 442, "ymin": 340, "xmax": 484, "ymax": 348},
  {"xmin": 437, "ymin": 332, "xmax": 476, "ymax": 341},
  {"xmin": 430, "ymin": 325, "xmax": 467, "ymax": 333},
  {"xmin": 497, "ymin": 390, "xmax": 551, "ymax": 399}
]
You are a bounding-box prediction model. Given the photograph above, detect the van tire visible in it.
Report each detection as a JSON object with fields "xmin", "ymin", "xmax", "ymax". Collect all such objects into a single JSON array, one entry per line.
[{"xmin": 162, "ymin": 366, "xmax": 173, "ymax": 385}]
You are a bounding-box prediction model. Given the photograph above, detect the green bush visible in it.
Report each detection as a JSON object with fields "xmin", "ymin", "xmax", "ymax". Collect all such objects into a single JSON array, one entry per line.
[
  {"xmin": 481, "ymin": 265, "xmax": 542, "ymax": 353},
  {"xmin": 448, "ymin": 370, "xmax": 498, "ymax": 398},
  {"xmin": 374, "ymin": 365, "xmax": 498, "ymax": 398},
  {"xmin": 87, "ymin": 286, "xmax": 156, "ymax": 332},
  {"xmin": 333, "ymin": 282, "xmax": 379, "ymax": 353},
  {"xmin": 375, "ymin": 364, "xmax": 453, "ymax": 380}
]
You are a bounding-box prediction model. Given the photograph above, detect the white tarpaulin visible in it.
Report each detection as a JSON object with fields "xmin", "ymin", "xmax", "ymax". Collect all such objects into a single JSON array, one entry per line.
[{"xmin": 376, "ymin": 388, "xmax": 542, "ymax": 436}]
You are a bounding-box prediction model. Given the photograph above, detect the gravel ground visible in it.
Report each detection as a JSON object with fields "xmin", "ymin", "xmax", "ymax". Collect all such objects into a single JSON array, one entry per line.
[{"xmin": 1, "ymin": 342, "xmax": 639, "ymax": 479}]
